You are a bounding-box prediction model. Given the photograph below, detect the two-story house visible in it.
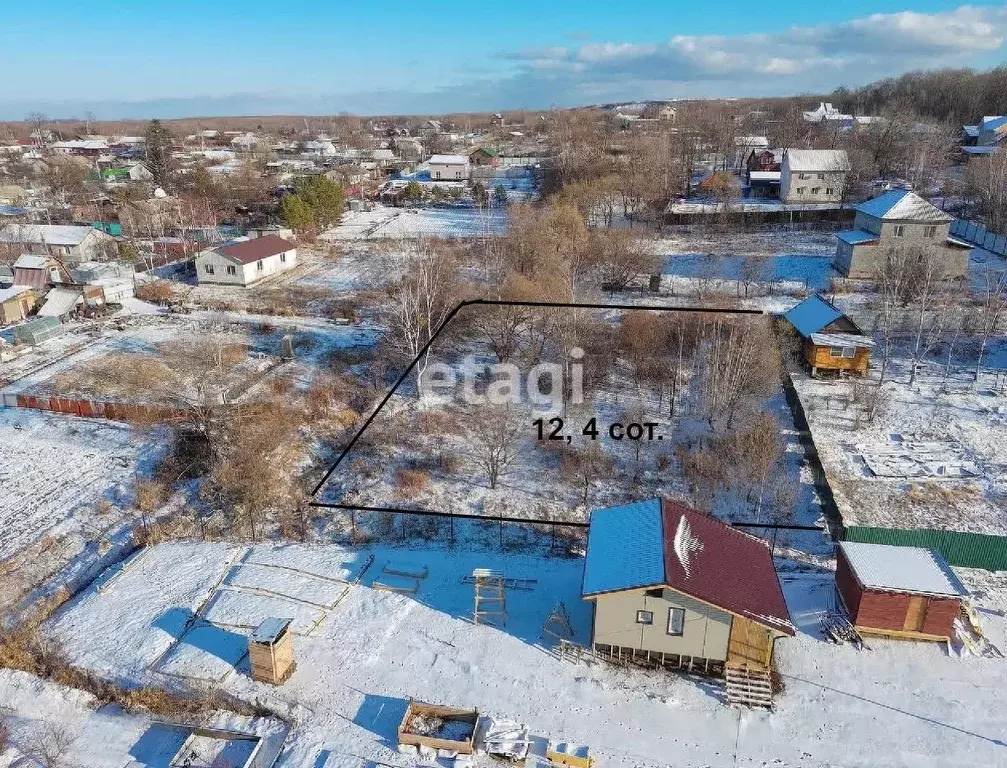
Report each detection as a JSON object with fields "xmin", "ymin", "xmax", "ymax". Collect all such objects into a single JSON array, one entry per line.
[
  {"xmin": 834, "ymin": 190, "xmax": 971, "ymax": 279},
  {"xmin": 779, "ymin": 149, "xmax": 850, "ymax": 205}
]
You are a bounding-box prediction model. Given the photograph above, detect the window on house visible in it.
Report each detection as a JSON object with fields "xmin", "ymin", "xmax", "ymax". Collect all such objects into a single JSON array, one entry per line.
[
  {"xmin": 645, "ymin": 588, "xmax": 663, "ymax": 597},
  {"xmin": 226, "ymin": 265, "xmax": 236, "ymax": 275},
  {"xmin": 818, "ymin": 173, "xmax": 825, "ymax": 180},
  {"xmin": 924, "ymin": 225, "xmax": 937, "ymax": 238},
  {"xmin": 280, "ymin": 252, "xmax": 286, "ymax": 262},
  {"xmin": 204, "ymin": 264, "xmax": 214, "ymax": 274},
  {"xmin": 830, "ymin": 346, "xmax": 856, "ymax": 358},
  {"xmin": 667, "ymin": 607, "xmax": 685, "ymax": 636},
  {"xmin": 799, "ymin": 173, "xmax": 809, "ymax": 180},
  {"xmin": 811, "ymin": 187, "xmax": 820, "ymax": 195},
  {"xmin": 257, "ymin": 260, "xmax": 264, "ymax": 271},
  {"xmin": 894, "ymin": 225, "xmax": 905, "ymax": 237},
  {"xmin": 826, "ymin": 188, "xmax": 834, "ymax": 195},
  {"xmin": 636, "ymin": 610, "xmax": 654, "ymax": 625},
  {"xmin": 796, "ymin": 187, "xmax": 805, "ymax": 195}
]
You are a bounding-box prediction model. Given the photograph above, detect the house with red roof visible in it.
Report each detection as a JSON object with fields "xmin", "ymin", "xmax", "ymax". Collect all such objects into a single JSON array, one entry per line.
[
  {"xmin": 194, "ymin": 234, "xmax": 296, "ymax": 287},
  {"xmin": 581, "ymin": 498, "xmax": 793, "ymax": 674}
]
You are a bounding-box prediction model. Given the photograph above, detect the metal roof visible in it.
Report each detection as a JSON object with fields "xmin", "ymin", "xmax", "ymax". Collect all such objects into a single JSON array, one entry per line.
[
  {"xmin": 12, "ymin": 254, "xmax": 52, "ymax": 269},
  {"xmin": 838, "ymin": 541, "xmax": 968, "ymax": 597},
  {"xmin": 963, "ymin": 125, "xmax": 979, "ymax": 138},
  {"xmin": 250, "ymin": 617, "xmax": 292, "ymax": 644},
  {"xmin": 0, "ymin": 284, "xmax": 32, "ymax": 303},
  {"xmin": 783, "ymin": 294, "xmax": 844, "ymax": 337},
  {"xmin": 855, "ymin": 190, "xmax": 953, "ymax": 223},
  {"xmin": 0, "ymin": 224, "xmax": 95, "ymax": 246},
  {"xmin": 810, "ymin": 332, "xmax": 874, "ymax": 349},
  {"xmin": 582, "ymin": 499, "xmax": 666, "ymax": 596},
  {"xmin": 213, "ymin": 235, "xmax": 294, "ymax": 265},
  {"xmin": 783, "ymin": 149, "xmax": 851, "ymax": 172},
  {"xmin": 748, "ymin": 171, "xmax": 781, "ymax": 182},
  {"xmin": 963, "ymin": 145, "xmax": 999, "ymax": 155},
  {"xmin": 836, "ymin": 229, "xmax": 879, "ymax": 245},
  {"xmin": 980, "ymin": 115, "xmax": 1007, "ymax": 131},
  {"xmin": 429, "ymin": 154, "xmax": 469, "ymax": 165},
  {"xmin": 37, "ymin": 286, "xmax": 81, "ymax": 317},
  {"xmin": 582, "ymin": 498, "xmax": 794, "ymax": 634}
]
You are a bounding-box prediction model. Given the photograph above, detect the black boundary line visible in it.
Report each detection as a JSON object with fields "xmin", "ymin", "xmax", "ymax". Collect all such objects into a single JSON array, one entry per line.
[{"xmin": 309, "ymin": 297, "xmax": 785, "ymax": 528}]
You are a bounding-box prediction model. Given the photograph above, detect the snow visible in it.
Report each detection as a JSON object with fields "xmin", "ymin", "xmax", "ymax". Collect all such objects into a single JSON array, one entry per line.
[
  {"xmin": 43, "ymin": 540, "xmax": 1007, "ymax": 768},
  {"xmin": 0, "ymin": 409, "xmax": 158, "ymax": 560},
  {"xmin": 321, "ymin": 203, "xmax": 508, "ymax": 240},
  {"xmin": 839, "ymin": 541, "xmax": 969, "ymax": 596}
]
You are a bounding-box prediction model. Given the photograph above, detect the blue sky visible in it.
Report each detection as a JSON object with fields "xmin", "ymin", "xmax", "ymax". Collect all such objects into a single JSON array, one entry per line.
[{"xmin": 1, "ymin": 0, "xmax": 1005, "ymax": 117}]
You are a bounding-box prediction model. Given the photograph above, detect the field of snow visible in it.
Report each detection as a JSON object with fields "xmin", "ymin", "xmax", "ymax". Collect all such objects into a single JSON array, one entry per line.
[
  {"xmin": 0, "ymin": 668, "xmax": 288, "ymax": 768},
  {"xmin": 321, "ymin": 203, "xmax": 509, "ymax": 240},
  {"xmin": 791, "ymin": 350, "xmax": 1007, "ymax": 533},
  {"xmin": 45, "ymin": 540, "xmax": 1007, "ymax": 768},
  {"xmin": 0, "ymin": 409, "xmax": 158, "ymax": 561}
]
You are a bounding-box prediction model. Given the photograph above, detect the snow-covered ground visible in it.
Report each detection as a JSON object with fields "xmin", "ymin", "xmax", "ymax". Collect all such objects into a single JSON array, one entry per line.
[
  {"xmin": 0, "ymin": 409, "xmax": 158, "ymax": 561},
  {"xmin": 321, "ymin": 203, "xmax": 509, "ymax": 240},
  {"xmin": 45, "ymin": 540, "xmax": 1007, "ymax": 768},
  {"xmin": 791, "ymin": 351, "xmax": 1007, "ymax": 533},
  {"xmin": 0, "ymin": 668, "xmax": 287, "ymax": 768}
]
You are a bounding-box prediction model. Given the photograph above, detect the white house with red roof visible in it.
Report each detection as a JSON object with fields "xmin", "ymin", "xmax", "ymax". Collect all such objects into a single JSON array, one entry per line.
[
  {"xmin": 582, "ymin": 498, "xmax": 793, "ymax": 673},
  {"xmin": 194, "ymin": 234, "xmax": 296, "ymax": 286}
]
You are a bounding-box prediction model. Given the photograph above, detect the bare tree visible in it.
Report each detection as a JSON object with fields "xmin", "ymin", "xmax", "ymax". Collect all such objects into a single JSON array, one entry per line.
[
  {"xmin": 25, "ymin": 722, "xmax": 76, "ymax": 768},
  {"xmin": 873, "ymin": 245, "xmax": 916, "ymax": 384},
  {"xmin": 973, "ymin": 265, "xmax": 1007, "ymax": 382},
  {"xmin": 905, "ymin": 246, "xmax": 947, "ymax": 386},
  {"xmin": 467, "ymin": 406, "xmax": 523, "ymax": 490},
  {"xmin": 561, "ymin": 443, "xmax": 614, "ymax": 507}
]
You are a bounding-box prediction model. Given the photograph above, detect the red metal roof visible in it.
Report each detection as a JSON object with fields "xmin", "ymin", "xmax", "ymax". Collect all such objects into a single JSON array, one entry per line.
[
  {"xmin": 661, "ymin": 499, "xmax": 794, "ymax": 635},
  {"xmin": 215, "ymin": 235, "xmax": 294, "ymax": 265}
]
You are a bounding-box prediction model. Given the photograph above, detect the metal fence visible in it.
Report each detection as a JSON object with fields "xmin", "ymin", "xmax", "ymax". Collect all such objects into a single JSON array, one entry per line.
[
  {"xmin": 844, "ymin": 525, "xmax": 1007, "ymax": 570},
  {"xmin": 950, "ymin": 219, "xmax": 1007, "ymax": 258}
]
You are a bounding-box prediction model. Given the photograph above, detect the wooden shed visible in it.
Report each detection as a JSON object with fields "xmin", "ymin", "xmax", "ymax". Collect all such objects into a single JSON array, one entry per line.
[
  {"xmin": 248, "ymin": 617, "xmax": 295, "ymax": 684},
  {"xmin": 836, "ymin": 541, "xmax": 969, "ymax": 642},
  {"xmin": 783, "ymin": 294, "xmax": 874, "ymax": 376}
]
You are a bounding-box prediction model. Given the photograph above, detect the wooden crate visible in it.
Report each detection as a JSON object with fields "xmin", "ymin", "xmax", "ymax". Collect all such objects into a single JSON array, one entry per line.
[
  {"xmin": 397, "ymin": 701, "xmax": 478, "ymax": 755},
  {"xmin": 546, "ymin": 742, "xmax": 593, "ymax": 768},
  {"xmin": 248, "ymin": 617, "xmax": 295, "ymax": 685}
]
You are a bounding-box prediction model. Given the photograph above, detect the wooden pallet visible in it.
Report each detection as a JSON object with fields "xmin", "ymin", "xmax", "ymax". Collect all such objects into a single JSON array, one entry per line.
[{"xmin": 725, "ymin": 663, "xmax": 773, "ymax": 709}]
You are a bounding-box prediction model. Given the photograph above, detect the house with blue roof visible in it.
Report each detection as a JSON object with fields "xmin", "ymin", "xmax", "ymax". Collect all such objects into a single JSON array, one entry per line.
[
  {"xmin": 833, "ymin": 189, "xmax": 970, "ymax": 279},
  {"xmin": 582, "ymin": 498, "xmax": 793, "ymax": 675},
  {"xmin": 783, "ymin": 294, "xmax": 873, "ymax": 376}
]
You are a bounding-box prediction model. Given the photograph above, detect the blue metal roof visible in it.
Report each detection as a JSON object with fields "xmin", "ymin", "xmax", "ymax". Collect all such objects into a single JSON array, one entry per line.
[
  {"xmin": 856, "ymin": 189, "xmax": 910, "ymax": 218},
  {"xmin": 783, "ymin": 294, "xmax": 843, "ymax": 337},
  {"xmin": 836, "ymin": 229, "xmax": 879, "ymax": 245},
  {"xmin": 963, "ymin": 125, "xmax": 979, "ymax": 138},
  {"xmin": 981, "ymin": 116, "xmax": 1007, "ymax": 131},
  {"xmin": 963, "ymin": 145, "xmax": 999, "ymax": 155},
  {"xmin": 582, "ymin": 499, "xmax": 665, "ymax": 596}
]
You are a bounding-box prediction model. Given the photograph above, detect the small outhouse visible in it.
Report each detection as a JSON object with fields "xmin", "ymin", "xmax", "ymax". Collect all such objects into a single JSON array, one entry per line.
[{"xmin": 248, "ymin": 617, "xmax": 295, "ymax": 684}]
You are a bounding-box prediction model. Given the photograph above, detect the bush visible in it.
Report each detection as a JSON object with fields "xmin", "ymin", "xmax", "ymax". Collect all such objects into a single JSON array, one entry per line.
[
  {"xmin": 394, "ymin": 468, "xmax": 429, "ymax": 499},
  {"xmin": 135, "ymin": 279, "xmax": 177, "ymax": 305}
]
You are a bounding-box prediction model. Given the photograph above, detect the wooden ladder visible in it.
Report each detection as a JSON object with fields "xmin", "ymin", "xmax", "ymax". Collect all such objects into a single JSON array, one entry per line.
[{"xmin": 724, "ymin": 662, "xmax": 773, "ymax": 709}]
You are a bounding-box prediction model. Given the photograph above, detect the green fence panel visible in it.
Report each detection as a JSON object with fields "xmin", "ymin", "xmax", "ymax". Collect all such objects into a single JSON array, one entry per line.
[{"xmin": 844, "ymin": 526, "xmax": 1007, "ymax": 571}]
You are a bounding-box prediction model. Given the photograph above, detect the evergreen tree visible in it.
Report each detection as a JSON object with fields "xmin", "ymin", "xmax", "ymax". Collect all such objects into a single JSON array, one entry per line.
[
  {"xmin": 281, "ymin": 194, "xmax": 315, "ymax": 232},
  {"xmin": 144, "ymin": 119, "xmax": 174, "ymax": 188}
]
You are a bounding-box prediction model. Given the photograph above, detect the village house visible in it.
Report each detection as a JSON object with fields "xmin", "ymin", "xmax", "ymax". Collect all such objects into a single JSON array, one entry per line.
[
  {"xmin": 0, "ymin": 224, "xmax": 115, "ymax": 264},
  {"xmin": 834, "ymin": 189, "xmax": 971, "ymax": 279},
  {"xmin": 659, "ymin": 105, "xmax": 676, "ymax": 122},
  {"xmin": 469, "ymin": 147, "xmax": 500, "ymax": 167},
  {"xmin": 779, "ymin": 149, "xmax": 850, "ymax": 204},
  {"xmin": 10, "ymin": 254, "xmax": 72, "ymax": 291},
  {"xmin": 194, "ymin": 234, "xmax": 296, "ymax": 287},
  {"xmin": 428, "ymin": 154, "xmax": 470, "ymax": 181},
  {"xmin": 836, "ymin": 541, "xmax": 969, "ymax": 642},
  {"xmin": 783, "ymin": 294, "xmax": 874, "ymax": 376},
  {"xmin": 0, "ymin": 284, "xmax": 35, "ymax": 325},
  {"xmin": 581, "ymin": 498, "xmax": 794, "ymax": 674},
  {"xmin": 961, "ymin": 115, "xmax": 1007, "ymax": 158},
  {"xmin": 51, "ymin": 139, "xmax": 108, "ymax": 157}
]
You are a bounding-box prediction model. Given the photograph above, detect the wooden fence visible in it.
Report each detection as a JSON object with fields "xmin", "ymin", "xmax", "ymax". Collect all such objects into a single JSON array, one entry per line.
[{"xmin": 1, "ymin": 392, "xmax": 190, "ymax": 423}]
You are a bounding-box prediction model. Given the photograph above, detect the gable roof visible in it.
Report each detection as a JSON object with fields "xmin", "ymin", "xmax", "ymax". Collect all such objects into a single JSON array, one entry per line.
[
  {"xmin": 783, "ymin": 294, "xmax": 845, "ymax": 337},
  {"xmin": 212, "ymin": 235, "xmax": 294, "ymax": 265},
  {"xmin": 582, "ymin": 498, "xmax": 794, "ymax": 634},
  {"xmin": 0, "ymin": 224, "xmax": 95, "ymax": 246},
  {"xmin": 856, "ymin": 189, "xmax": 953, "ymax": 223},
  {"xmin": 784, "ymin": 149, "xmax": 850, "ymax": 173},
  {"xmin": 839, "ymin": 541, "xmax": 968, "ymax": 598}
]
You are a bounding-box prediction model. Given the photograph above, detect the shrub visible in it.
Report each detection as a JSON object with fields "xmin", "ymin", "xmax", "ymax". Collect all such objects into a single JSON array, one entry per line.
[{"xmin": 394, "ymin": 468, "xmax": 429, "ymax": 499}]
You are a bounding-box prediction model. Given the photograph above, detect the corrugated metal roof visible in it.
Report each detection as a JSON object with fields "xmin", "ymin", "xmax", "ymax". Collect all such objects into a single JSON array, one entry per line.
[
  {"xmin": 784, "ymin": 149, "xmax": 851, "ymax": 172},
  {"xmin": 0, "ymin": 224, "xmax": 95, "ymax": 246},
  {"xmin": 582, "ymin": 499, "xmax": 665, "ymax": 596},
  {"xmin": 37, "ymin": 286, "xmax": 80, "ymax": 317},
  {"xmin": 12, "ymin": 254, "xmax": 51, "ymax": 269},
  {"xmin": 429, "ymin": 154, "xmax": 469, "ymax": 165},
  {"xmin": 981, "ymin": 116, "xmax": 1007, "ymax": 131},
  {"xmin": 214, "ymin": 235, "xmax": 294, "ymax": 266},
  {"xmin": 839, "ymin": 541, "xmax": 968, "ymax": 597},
  {"xmin": 0, "ymin": 284, "xmax": 32, "ymax": 303},
  {"xmin": 836, "ymin": 230, "xmax": 879, "ymax": 245},
  {"xmin": 810, "ymin": 332, "xmax": 874, "ymax": 348},
  {"xmin": 783, "ymin": 295, "xmax": 844, "ymax": 337},
  {"xmin": 963, "ymin": 145, "xmax": 999, "ymax": 155},
  {"xmin": 963, "ymin": 125, "xmax": 979, "ymax": 137},
  {"xmin": 251, "ymin": 617, "xmax": 292, "ymax": 644},
  {"xmin": 856, "ymin": 190, "xmax": 953, "ymax": 223}
]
